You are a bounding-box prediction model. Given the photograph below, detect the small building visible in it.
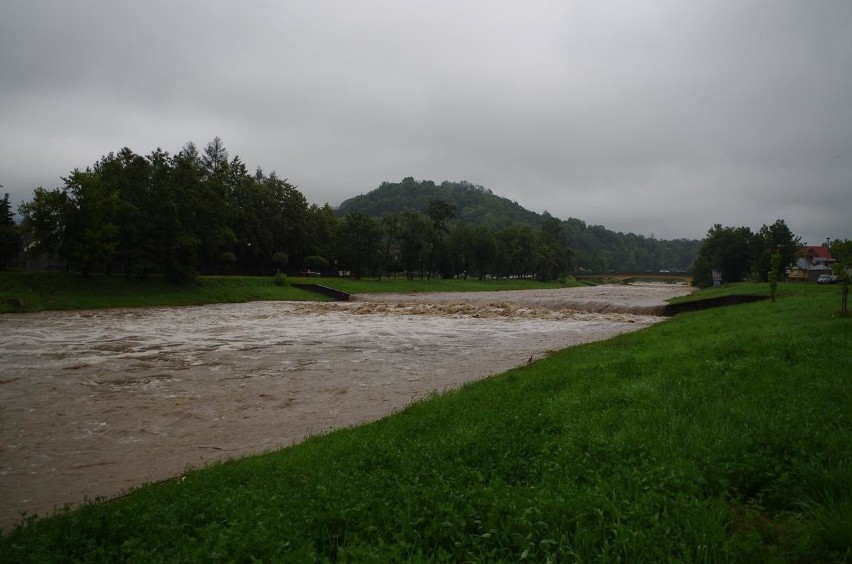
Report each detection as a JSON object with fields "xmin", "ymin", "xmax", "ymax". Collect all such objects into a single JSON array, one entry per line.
[{"xmin": 788, "ymin": 246, "xmax": 836, "ymax": 282}]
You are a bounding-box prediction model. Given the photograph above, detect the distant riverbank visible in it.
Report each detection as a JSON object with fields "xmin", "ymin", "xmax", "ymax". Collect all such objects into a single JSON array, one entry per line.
[{"xmin": 1, "ymin": 271, "xmax": 578, "ymax": 313}]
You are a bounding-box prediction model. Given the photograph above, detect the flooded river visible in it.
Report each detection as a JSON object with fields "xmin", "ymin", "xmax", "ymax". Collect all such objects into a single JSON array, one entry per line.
[{"xmin": 0, "ymin": 284, "xmax": 691, "ymax": 529}]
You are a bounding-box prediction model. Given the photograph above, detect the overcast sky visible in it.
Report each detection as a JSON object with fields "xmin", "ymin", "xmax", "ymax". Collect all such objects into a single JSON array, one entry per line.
[{"xmin": 2, "ymin": 1, "xmax": 850, "ymax": 244}]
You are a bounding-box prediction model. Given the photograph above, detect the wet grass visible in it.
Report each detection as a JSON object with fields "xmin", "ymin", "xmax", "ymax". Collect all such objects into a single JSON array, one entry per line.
[
  {"xmin": 0, "ymin": 271, "xmax": 327, "ymax": 313},
  {"xmin": 1, "ymin": 283, "xmax": 849, "ymax": 561}
]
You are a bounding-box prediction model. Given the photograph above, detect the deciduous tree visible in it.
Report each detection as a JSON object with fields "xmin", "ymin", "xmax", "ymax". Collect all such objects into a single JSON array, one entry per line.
[
  {"xmin": 399, "ymin": 209, "xmax": 429, "ymax": 280},
  {"xmin": 692, "ymin": 224, "xmax": 754, "ymax": 287},
  {"xmin": 377, "ymin": 212, "xmax": 402, "ymax": 280},
  {"xmin": 536, "ymin": 213, "xmax": 572, "ymax": 281},
  {"xmin": 18, "ymin": 187, "xmax": 68, "ymax": 258},
  {"xmin": 470, "ymin": 224, "xmax": 498, "ymax": 280},
  {"xmin": 305, "ymin": 204, "xmax": 338, "ymax": 271},
  {"xmin": 336, "ymin": 213, "xmax": 380, "ymax": 279},
  {"xmin": 752, "ymin": 219, "xmax": 801, "ymax": 281},
  {"xmin": 425, "ymin": 200, "xmax": 456, "ymax": 279}
]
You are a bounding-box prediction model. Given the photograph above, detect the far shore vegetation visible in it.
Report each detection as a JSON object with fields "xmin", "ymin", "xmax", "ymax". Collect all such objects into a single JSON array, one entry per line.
[
  {"xmin": 0, "ymin": 271, "xmax": 581, "ymax": 313},
  {"xmin": 1, "ymin": 281, "xmax": 850, "ymax": 561}
]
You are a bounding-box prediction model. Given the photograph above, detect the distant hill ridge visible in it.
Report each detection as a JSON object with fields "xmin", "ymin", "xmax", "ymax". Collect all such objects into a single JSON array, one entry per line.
[
  {"xmin": 336, "ymin": 178, "xmax": 701, "ymax": 273},
  {"xmin": 337, "ymin": 177, "xmax": 544, "ymax": 230}
]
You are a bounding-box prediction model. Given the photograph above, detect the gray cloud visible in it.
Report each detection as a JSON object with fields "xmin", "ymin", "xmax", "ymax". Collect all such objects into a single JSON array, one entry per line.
[{"xmin": 2, "ymin": 0, "xmax": 850, "ymax": 245}]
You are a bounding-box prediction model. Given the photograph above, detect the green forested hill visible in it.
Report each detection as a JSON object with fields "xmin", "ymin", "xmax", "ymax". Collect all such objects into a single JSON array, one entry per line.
[
  {"xmin": 337, "ymin": 177, "xmax": 543, "ymax": 230},
  {"xmin": 337, "ymin": 177, "xmax": 701, "ymax": 272}
]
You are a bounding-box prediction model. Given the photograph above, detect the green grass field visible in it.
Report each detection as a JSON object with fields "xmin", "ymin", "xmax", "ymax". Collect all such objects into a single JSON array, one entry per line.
[
  {"xmin": 0, "ymin": 271, "xmax": 324, "ymax": 312},
  {"xmin": 1, "ymin": 279, "xmax": 849, "ymax": 561}
]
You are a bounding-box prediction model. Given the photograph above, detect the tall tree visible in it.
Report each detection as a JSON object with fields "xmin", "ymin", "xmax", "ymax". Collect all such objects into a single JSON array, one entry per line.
[
  {"xmin": 692, "ymin": 224, "xmax": 754, "ymax": 287},
  {"xmin": 18, "ymin": 187, "xmax": 69, "ymax": 259},
  {"xmin": 0, "ymin": 190, "xmax": 13, "ymax": 225},
  {"xmin": 62, "ymin": 168, "xmax": 121, "ymax": 276},
  {"xmin": 201, "ymin": 136, "xmax": 229, "ymax": 178},
  {"xmin": 447, "ymin": 224, "xmax": 474, "ymax": 279},
  {"xmin": 194, "ymin": 138, "xmax": 236, "ymax": 266},
  {"xmin": 0, "ymin": 191, "xmax": 22, "ymax": 269},
  {"xmin": 377, "ymin": 212, "xmax": 403, "ymax": 280},
  {"xmin": 20, "ymin": 171, "xmax": 121, "ymax": 277},
  {"xmin": 470, "ymin": 224, "xmax": 498, "ymax": 280},
  {"xmin": 148, "ymin": 148, "xmax": 199, "ymax": 283},
  {"xmin": 163, "ymin": 145, "xmax": 208, "ymax": 281},
  {"xmin": 266, "ymin": 174, "xmax": 310, "ymax": 268},
  {"xmin": 536, "ymin": 213, "xmax": 572, "ymax": 281},
  {"xmin": 336, "ymin": 213, "xmax": 380, "ymax": 279},
  {"xmin": 305, "ymin": 203, "xmax": 338, "ymax": 270},
  {"xmin": 399, "ymin": 209, "xmax": 430, "ymax": 280},
  {"xmin": 752, "ymin": 219, "xmax": 801, "ymax": 281},
  {"xmin": 496, "ymin": 225, "xmax": 536, "ymax": 278},
  {"xmin": 228, "ymin": 155, "xmax": 268, "ymax": 268},
  {"xmin": 425, "ymin": 200, "xmax": 456, "ymax": 279},
  {"xmin": 97, "ymin": 148, "xmax": 158, "ymax": 278}
]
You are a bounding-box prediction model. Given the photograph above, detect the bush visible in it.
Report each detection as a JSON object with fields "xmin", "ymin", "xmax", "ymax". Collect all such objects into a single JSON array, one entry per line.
[
  {"xmin": 304, "ymin": 255, "xmax": 330, "ymax": 271},
  {"xmin": 272, "ymin": 252, "xmax": 289, "ymax": 268},
  {"xmin": 273, "ymin": 270, "xmax": 287, "ymax": 287}
]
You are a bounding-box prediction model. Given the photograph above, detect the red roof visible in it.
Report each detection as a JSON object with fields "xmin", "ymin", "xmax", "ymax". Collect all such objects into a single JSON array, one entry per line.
[{"xmin": 802, "ymin": 246, "xmax": 833, "ymax": 260}]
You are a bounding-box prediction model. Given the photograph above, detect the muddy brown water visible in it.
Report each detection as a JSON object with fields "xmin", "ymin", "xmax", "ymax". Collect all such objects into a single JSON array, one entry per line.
[{"xmin": 0, "ymin": 284, "xmax": 692, "ymax": 529}]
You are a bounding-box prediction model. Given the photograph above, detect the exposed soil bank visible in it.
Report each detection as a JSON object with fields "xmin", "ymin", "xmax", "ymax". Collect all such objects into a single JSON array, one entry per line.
[
  {"xmin": 661, "ymin": 294, "xmax": 768, "ymax": 316},
  {"xmin": 0, "ymin": 284, "xmax": 691, "ymax": 529}
]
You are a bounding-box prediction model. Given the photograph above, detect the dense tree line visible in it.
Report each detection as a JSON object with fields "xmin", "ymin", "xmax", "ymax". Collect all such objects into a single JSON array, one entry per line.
[
  {"xmin": 333, "ymin": 206, "xmax": 572, "ymax": 281},
  {"xmin": 691, "ymin": 219, "xmax": 802, "ymax": 287},
  {"xmin": 15, "ymin": 140, "xmax": 576, "ymax": 281},
  {"xmin": 16, "ymin": 142, "xmax": 704, "ymax": 282},
  {"xmin": 18, "ymin": 139, "xmax": 337, "ymax": 282}
]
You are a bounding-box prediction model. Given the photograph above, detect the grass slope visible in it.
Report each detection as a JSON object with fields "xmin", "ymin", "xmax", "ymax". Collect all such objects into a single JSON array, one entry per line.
[
  {"xmin": 0, "ymin": 272, "xmax": 326, "ymax": 312},
  {"xmin": 1, "ymin": 284, "xmax": 850, "ymax": 562}
]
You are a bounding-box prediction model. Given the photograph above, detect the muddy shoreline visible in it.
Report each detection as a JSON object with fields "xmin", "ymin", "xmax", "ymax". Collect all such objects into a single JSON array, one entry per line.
[{"xmin": 0, "ymin": 284, "xmax": 692, "ymax": 529}]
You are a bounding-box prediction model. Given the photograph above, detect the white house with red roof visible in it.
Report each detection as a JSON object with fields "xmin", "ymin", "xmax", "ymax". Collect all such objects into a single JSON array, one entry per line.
[{"xmin": 788, "ymin": 245, "xmax": 836, "ymax": 282}]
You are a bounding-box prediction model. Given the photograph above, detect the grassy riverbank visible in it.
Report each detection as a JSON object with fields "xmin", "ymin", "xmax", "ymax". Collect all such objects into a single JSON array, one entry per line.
[
  {"xmin": 0, "ymin": 271, "xmax": 320, "ymax": 312},
  {"xmin": 0, "ymin": 271, "xmax": 575, "ymax": 313},
  {"xmin": 1, "ymin": 283, "xmax": 849, "ymax": 561}
]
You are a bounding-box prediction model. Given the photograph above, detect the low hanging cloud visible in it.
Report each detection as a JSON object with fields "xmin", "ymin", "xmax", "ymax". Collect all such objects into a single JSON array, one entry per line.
[{"xmin": 1, "ymin": 0, "xmax": 850, "ymax": 245}]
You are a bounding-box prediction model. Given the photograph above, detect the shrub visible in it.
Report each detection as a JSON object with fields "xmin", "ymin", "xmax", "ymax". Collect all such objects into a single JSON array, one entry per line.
[
  {"xmin": 304, "ymin": 255, "xmax": 329, "ymax": 271},
  {"xmin": 272, "ymin": 252, "xmax": 289, "ymax": 268}
]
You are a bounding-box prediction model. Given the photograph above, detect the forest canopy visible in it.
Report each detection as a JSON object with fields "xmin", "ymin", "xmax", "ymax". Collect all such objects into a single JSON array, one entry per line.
[
  {"xmin": 17, "ymin": 139, "xmax": 336, "ymax": 282},
  {"xmin": 14, "ymin": 140, "xmax": 703, "ymax": 282}
]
